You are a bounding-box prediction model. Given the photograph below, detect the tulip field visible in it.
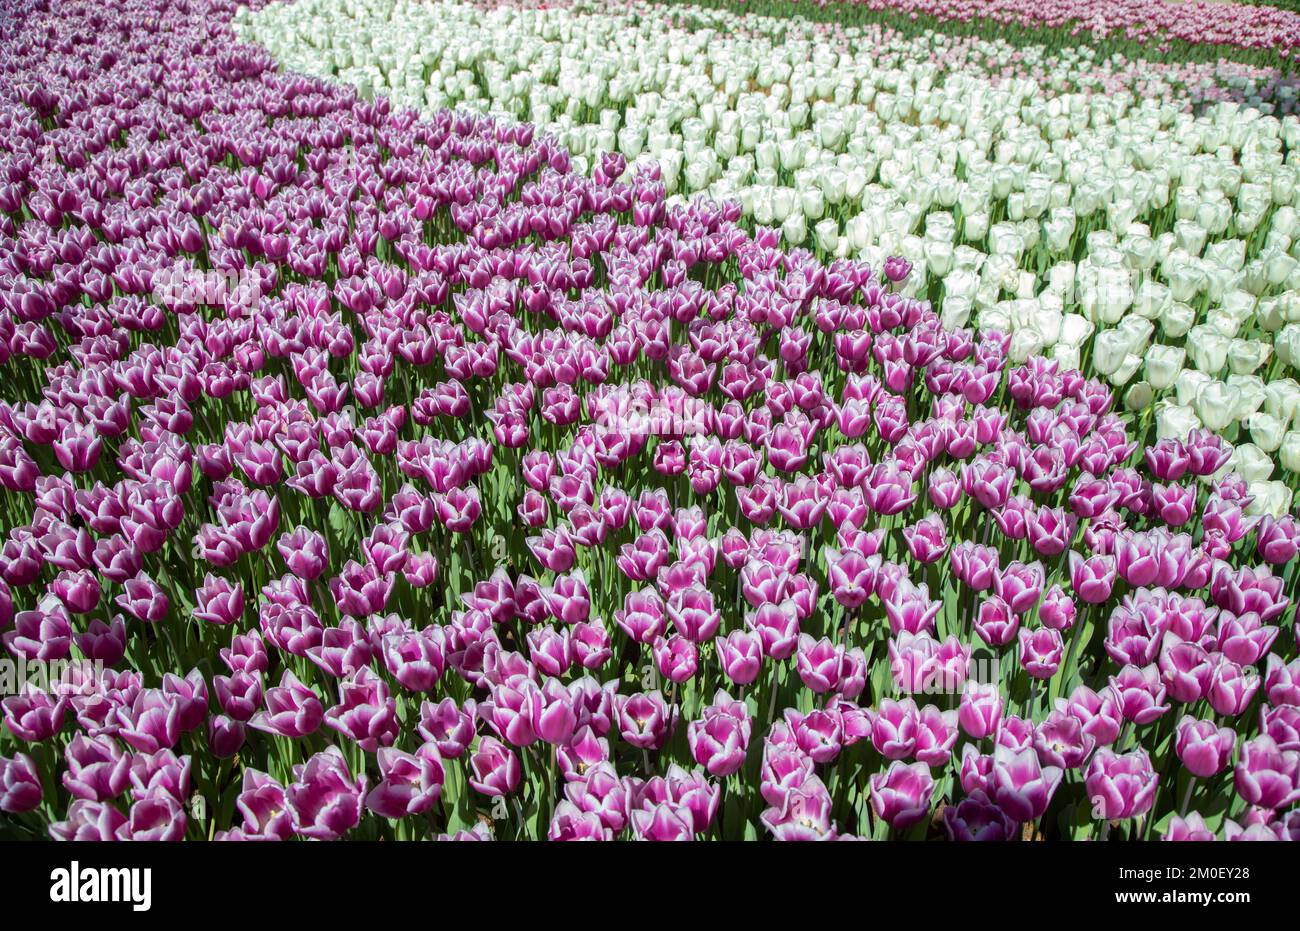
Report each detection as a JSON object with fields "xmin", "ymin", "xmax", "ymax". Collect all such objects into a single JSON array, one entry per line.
[{"xmin": 1, "ymin": 0, "xmax": 1300, "ymax": 844}]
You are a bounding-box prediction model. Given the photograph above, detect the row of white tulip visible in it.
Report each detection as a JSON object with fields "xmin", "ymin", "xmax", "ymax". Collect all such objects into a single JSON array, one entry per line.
[{"xmin": 234, "ymin": 0, "xmax": 1300, "ymax": 489}]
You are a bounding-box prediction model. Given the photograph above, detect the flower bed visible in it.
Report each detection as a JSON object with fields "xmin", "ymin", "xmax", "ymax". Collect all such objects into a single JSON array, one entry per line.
[
  {"xmin": 0, "ymin": 0, "xmax": 1296, "ymax": 842},
  {"xmin": 241, "ymin": 0, "xmax": 1300, "ymax": 485}
]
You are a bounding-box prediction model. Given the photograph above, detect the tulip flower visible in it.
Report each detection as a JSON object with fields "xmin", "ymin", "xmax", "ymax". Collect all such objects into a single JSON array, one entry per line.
[
  {"xmin": 1175, "ymin": 716, "xmax": 1236, "ymax": 779},
  {"xmin": 991, "ymin": 745, "xmax": 1062, "ymax": 822},
  {"xmin": 869, "ymin": 761, "xmax": 935, "ymax": 831},
  {"xmin": 1085, "ymin": 748, "xmax": 1159, "ymax": 821},
  {"xmin": 1234, "ymin": 736, "xmax": 1300, "ymax": 810},
  {"xmin": 0, "ymin": 754, "xmax": 43, "ymax": 813}
]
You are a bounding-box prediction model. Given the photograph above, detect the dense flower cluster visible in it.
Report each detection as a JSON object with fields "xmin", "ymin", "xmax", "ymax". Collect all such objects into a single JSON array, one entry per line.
[
  {"xmin": 242, "ymin": 1, "xmax": 1300, "ymax": 484},
  {"xmin": 712, "ymin": 0, "xmax": 1300, "ymax": 58},
  {"xmin": 0, "ymin": 0, "xmax": 1298, "ymax": 842}
]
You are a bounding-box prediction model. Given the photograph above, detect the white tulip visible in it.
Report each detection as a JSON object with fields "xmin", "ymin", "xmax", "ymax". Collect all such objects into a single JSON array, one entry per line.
[
  {"xmin": 941, "ymin": 295, "xmax": 973, "ymax": 330},
  {"xmin": 1227, "ymin": 374, "xmax": 1268, "ymax": 422},
  {"xmin": 944, "ymin": 268, "xmax": 980, "ymax": 301},
  {"xmin": 1046, "ymin": 262, "xmax": 1076, "ymax": 295},
  {"xmin": 1092, "ymin": 329, "xmax": 1129, "ymax": 377},
  {"xmin": 1144, "ymin": 344, "xmax": 1186, "ymax": 390},
  {"xmin": 1194, "ymin": 381, "xmax": 1237, "ymax": 431},
  {"xmin": 1244, "ymin": 480, "xmax": 1293, "ymax": 518},
  {"xmin": 1161, "ymin": 302, "xmax": 1196, "ymax": 339},
  {"xmin": 781, "ymin": 211, "xmax": 807, "ymax": 246},
  {"xmin": 771, "ymin": 188, "xmax": 795, "ymax": 223},
  {"xmin": 923, "ymin": 239, "xmax": 954, "ymax": 277},
  {"xmin": 1248, "ymin": 412, "xmax": 1286, "ymax": 453},
  {"xmin": 1264, "ymin": 378, "xmax": 1300, "ymax": 426},
  {"xmin": 964, "ymin": 212, "xmax": 989, "ymax": 241},
  {"xmin": 1276, "ymin": 324, "xmax": 1300, "ymax": 368},
  {"xmin": 1204, "ymin": 308, "xmax": 1245, "ymax": 343},
  {"xmin": 1166, "ymin": 262, "xmax": 1205, "ymax": 303},
  {"xmin": 1132, "ymin": 281, "xmax": 1170, "ymax": 320},
  {"xmin": 1009, "ymin": 328, "xmax": 1045, "ymax": 363},
  {"xmin": 800, "ymin": 186, "xmax": 825, "ymax": 221},
  {"xmin": 813, "ymin": 218, "xmax": 839, "ymax": 254},
  {"xmin": 1124, "ymin": 381, "xmax": 1154, "ymax": 412},
  {"xmin": 1230, "ymin": 443, "xmax": 1274, "ymax": 483},
  {"xmin": 987, "ymin": 222, "xmax": 1024, "ymax": 258},
  {"xmin": 1228, "ymin": 339, "xmax": 1271, "ymax": 376},
  {"xmin": 1109, "ymin": 353, "xmax": 1143, "ymax": 387},
  {"xmin": 247, "ymin": 0, "xmax": 1300, "ymax": 432},
  {"xmin": 1115, "ymin": 316, "xmax": 1154, "ymax": 356},
  {"xmin": 755, "ymin": 140, "xmax": 780, "ymax": 171},
  {"xmin": 1155, "ymin": 400, "xmax": 1201, "ymax": 441},
  {"xmin": 1280, "ymin": 431, "xmax": 1300, "ymax": 473},
  {"xmin": 1078, "ymin": 264, "xmax": 1133, "ymax": 324},
  {"xmin": 1051, "ymin": 343, "xmax": 1081, "ymax": 371},
  {"xmin": 1058, "ymin": 313, "xmax": 1093, "ymax": 348},
  {"xmin": 1185, "ymin": 325, "xmax": 1230, "ymax": 374}
]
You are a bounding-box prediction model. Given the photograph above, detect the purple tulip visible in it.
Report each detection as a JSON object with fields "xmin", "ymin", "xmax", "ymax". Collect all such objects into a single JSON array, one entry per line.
[
  {"xmin": 715, "ymin": 629, "xmax": 763, "ymax": 686},
  {"xmin": 1175, "ymin": 715, "xmax": 1236, "ymax": 778},
  {"xmin": 1068, "ymin": 551, "xmax": 1116, "ymax": 604},
  {"xmin": 914, "ymin": 705, "xmax": 960, "ymax": 766},
  {"xmin": 869, "ymin": 761, "xmax": 935, "ymax": 831},
  {"xmin": 5, "ymin": 0, "xmax": 1298, "ymax": 847},
  {"xmin": 943, "ymin": 790, "xmax": 1016, "ymax": 841},
  {"xmin": 417, "ymin": 698, "xmax": 477, "ymax": 758},
  {"xmin": 890, "ymin": 630, "xmax": 968, "ymax": 694},
  {"xmin": 129, "ymin": 749, "xmax": 192, "ymax": 804},
  {"xmin": 277, "ymin": 526, "xmax": 329, "ymax": 580},
  {"xmin": 1234, "ymin": 736, "xmax": 1300, "ymax": 810},
  {"xmin": 614, "ymin": 691, "xmax": 676, "ymax": 750},
  {"xmin": 249, "ymin": 671, "xmax": 324, "ymax": 739},
  {"xmin": 1037, "ymin": 584, "xmax": 1077, "ymax": 631},
  {"xmin": 761, "ymin": 776, "xmax": 836, "ymax": 841},
  {"xmin": 991, "ymin": 745, "xmax": 1062, "ymax": 822},
  {"xmin": 0, "ymin": 753, "xmax": 43, "ymax": 813},
  {"xmin": 193, "ymin": 573, "xmax": 244, "ymax": 626},
  {"xmin": 382, "ymin": 627, "xmax": 447, "ymax": 692},
  {"xmin": 796, "ymin": 634, "xmax": 864, "ymax": 696},
  {"xmin": 62, "ymin": 735, "xmax": 131, "ymax": 802},
  {"xmin": 974, "ymin": 595, "xmax": 1019, "ymax": 647},
  {"xmin": 233, "ymin": 770, "xmax": 293, "ymax": 840},
  {"xmin": 556, "ymin": 727, "xmax": 610, "ymax": 781},
  {"xmin": 1018, "ymin": 626, "xmax": 1064, "ymax": 679},
  {"xmin": 209, "ymin": 715, "xmax": 247, "ymax": 759},
  {"xmin": 1084, "ymin": 748, "xmax": 1158, "ymax": 821},
  {"xmin": 1108, "ymin": 664, "xmax": 1170, "ymax": 725},
  {"xmin": 1260, "ymin": 704, "xmax": 1300, "ymax": 751},
  {"xmin": 1163, "ymin": 812, "xmax": 1216, "ymax": 842},
  {"xmin": 49, "ymin": 800, "xmax": 128, "ymax": 842},
  {"xmin": 324, "ymin": 667, "xmax": 398, "ymax": 752},
  {"xmin": 366, "ymin": 745, "xmax": 446, "ymax": 819},
  {"xmin": 1066, "ymin": 685, "xmax": 1123, "ymax": 746},
  {"xmin": 902, "ymin": 514, "xmax": 948, "ymax": 565},
  {"xmin": 287, "ymin": 747, "xmax": 367, "ymax": 840},
  {"xmin": 1206, "ymin": 657, "xmax": 1261, "ymax": 718},
  {"xmin": 114, "ymin": 690, "xmax": 181, "ymax": 753},
  {"xmin": 689, "ymin": 693, "xmax": 751, "ymax": 776},
  {"xmin": 468, "ymin": 737, "xmax": 521, "ymax": 797},
  {"xmin": 958, "ymin": 681, "xmax": 1004, "ymax": 740}
]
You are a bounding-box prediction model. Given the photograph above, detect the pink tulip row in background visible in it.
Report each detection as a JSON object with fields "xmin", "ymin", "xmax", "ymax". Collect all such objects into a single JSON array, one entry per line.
[
  {"xmin": 706, "ymin": 0, "xmax": 1300, "ymax": 57},
  {"xmin": 0, "ymin": 0, "xmax": 1297, "ymax": 841}
]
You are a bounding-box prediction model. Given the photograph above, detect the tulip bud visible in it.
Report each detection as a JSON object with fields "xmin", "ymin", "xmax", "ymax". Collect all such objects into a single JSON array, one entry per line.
[{"xmin": 1144, "ymin": 344, "xmax": 1185, "ymax": 390}]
